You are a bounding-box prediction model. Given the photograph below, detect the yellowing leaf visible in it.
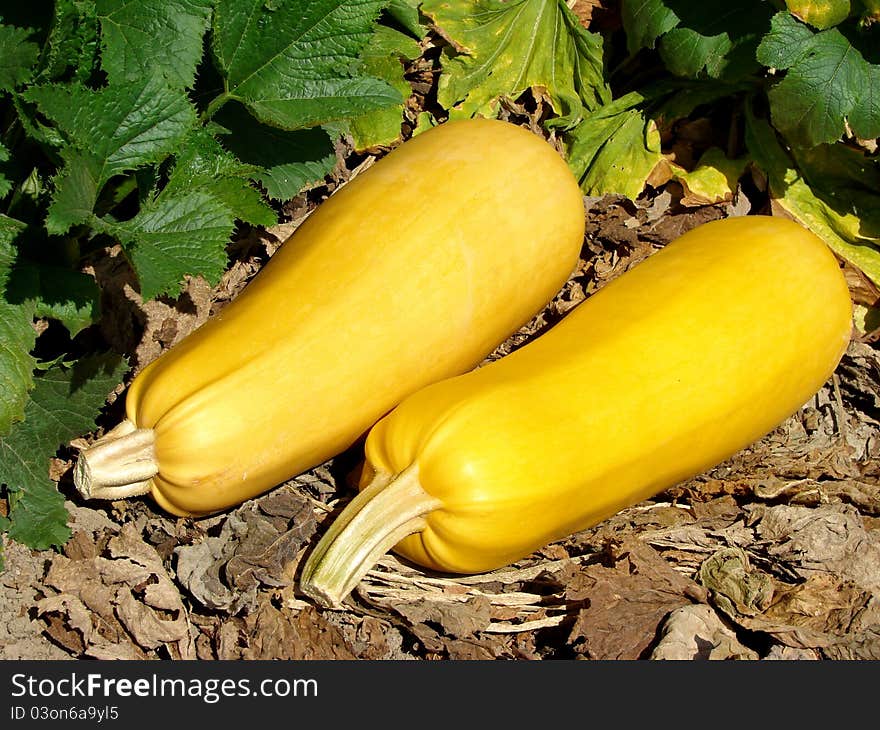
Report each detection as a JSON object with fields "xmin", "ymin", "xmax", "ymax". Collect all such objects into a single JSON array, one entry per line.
[
  {"xmin": 668, "ymin": 147, "xmax": 748, "ymax": 206},
  {"xmin": 348, "ymin": 24, "xmax": 422, "ymax": 151},
  {"xmin": 422, "ymin": 0, "xmax": 609, "ymax": 125},
  {"xmin": 785, "ymin": 0, "xmax": 852, "ymax": 29},
  {"xmin": 746, "ymin": 112, "xmax": 880, "ymax": 286},
  {"xmin": 853, "ymin": 303, "xmax": 880, "ymax": 335},
  {"xmin": 565, "ymin": 92, "xmax": 664, "ymax": 199}
]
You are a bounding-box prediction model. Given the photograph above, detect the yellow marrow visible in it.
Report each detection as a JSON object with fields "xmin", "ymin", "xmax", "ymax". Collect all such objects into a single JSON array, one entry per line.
[
  {"xmin": 299, "ymin": 215, "xmax": 853, "ymax": 607},
  {"xmin": 73, "ymin": 118, "xmax": 585, "ymax": 516}
]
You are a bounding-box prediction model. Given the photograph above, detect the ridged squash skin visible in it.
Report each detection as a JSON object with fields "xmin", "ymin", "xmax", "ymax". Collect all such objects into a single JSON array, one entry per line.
[
  {"xmin": 116, "ymin": 118, "xmax": 585, "ymax": 516},
  {"xmin": 358, "ymin": 216, "xmax": 853, "ymax": 574}
]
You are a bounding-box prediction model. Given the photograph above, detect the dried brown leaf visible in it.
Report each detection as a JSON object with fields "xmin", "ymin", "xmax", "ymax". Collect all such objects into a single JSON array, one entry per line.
[
  {"xmin": 651, "ymin": 604, "xmax": 758, "ymax": 660},
  {"xmin": 391, "ymin": 595, "xmax": 493, "ymax": 639},
  {"xmin": 565, "ymin": 539, "xmax": 703, "ymax": 659},
  {"xmin": 748, "ymin": 582, "xmax": 880, "ymax": 660},
  {"xmin": 750, "ymin": 503, "xmax": 880, "ymax": 594},
  {"xmin": 36, "ymin": 522, "xmax": 194, "ymax": 659},
  {"xmin": 241, "ymin": 601, "xmax": 356, "ymax": 660},
  {"xmin": 751, "ymin": 477, "xmax": 880, "ymax": 515},
  {"xmin": 763, "ymin": 645, "xmax": 820, "ymax": 660},
  {"xmin": 175, "ymin": 487, "xmax": 316, "ymax": 613},
  {"xmin": 696, "ymin": 521, "xmax": 880, "ymax": 659}
]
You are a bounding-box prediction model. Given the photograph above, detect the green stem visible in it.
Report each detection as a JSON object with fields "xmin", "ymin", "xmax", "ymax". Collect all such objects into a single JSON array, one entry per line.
[
  {"xmin": 201, "ymin": 91, "xmax": 233, "ymax": 124},
  {"xmin": 299, "ymin": 464, "xmax": 441, "ymax": 608}
]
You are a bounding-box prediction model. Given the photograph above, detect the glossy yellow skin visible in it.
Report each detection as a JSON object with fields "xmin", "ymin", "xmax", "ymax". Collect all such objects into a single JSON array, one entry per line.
[
  {"xmin": 362, "ymin": 216, "xmax": 853, "ymax": 574},
  {"xmin": 125, "ymin": 118, "xmax": 585, "ymax": 516}
]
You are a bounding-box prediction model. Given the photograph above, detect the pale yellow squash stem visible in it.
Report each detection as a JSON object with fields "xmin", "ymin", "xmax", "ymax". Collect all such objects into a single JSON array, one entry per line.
[
  {"xmin": 299, "ymin": 465, "xmax": 440, "ymax": 608},
  {"xmin": 74, "ymin": 419, "xmax": 158, "ymax": 500}
]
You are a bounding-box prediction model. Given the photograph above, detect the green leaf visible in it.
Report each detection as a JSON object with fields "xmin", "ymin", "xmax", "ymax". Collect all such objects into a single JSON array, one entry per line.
[
  {"xmin": 0, "ymin": 23, "xmax": 40, "ymax": 91},
  {"xmin": 348, "ymin": 24, "xmax": 422, "ymax": 150},
  {"xmin": 620, "ymin": 0, "xmax": 679, "ymax": 55},
  {"xmin": 756, "ymin": 9, "xmax": 819, "ymax": 68},
  {"xmin": 96, "ymin": 0, "xmax": 213, "ymax": 88},
  {"xmin": 26, "ymin": 77, "xmax": 198, "ymax": 179},
  {"xmin": 0, "ymin": 302, "xmax": 37, "ymax": 439},
  {"xmin": 212, "ymin": 0, "xmax": 401, "ymax": 129},
  {"xmin": 565, "ymin": 92, "xmax": 664, "ymax": 199},
  {"xmin": 0, "ymin": 354, "xmax": 127, "ymax": 551},
  {"xmin": 621, "ymin": 0, "xmax": 773, "ymax": 81},
  {"xmin": 26, "ymin": 76, "xmax": 198, "ymax": 232},
  {"xmin": 5, "ymin": 264, "xmax": 100, "ymax": 337},
  {"xmin": 624, "ymin": 0, "xmax": 774, "ymax": 81},
  {"xmin": 165, "ymin": 125, "xmax": 278, "ymax": 227},
  {"xmin": 0, "ymin": 141, "xmax": 11, "ymax": 200},
  {"xmin": 0, "ymin": 214, "xmax": 26, "ymax": 280},
  {"xmin": 422, "ymin": 0, "xmax": 610, "ymax": 124},
  {"xmin": 0, "ymin": 216, "xmax": 35, "ymax": 439},
  {"xmin": 848, "ymin": 62, "xmax": 880, "ymax": 139},
  {"xmin": 109, "ymin": 188, "xmax": 235, "ymax": 300},
  {"xmin": 745, "ymin": 111, "xmax": 880, "ymax": 285},
  {"xmin": 385, "ymin": 0, "xmax": 425, "ymax": 36},
  {"xmin": 757, "ymin": 12, "xmax": 880, "ymax": 146},
  {"xmin": 214, "ymin": 103, "xmax": 337, "ymax": 202},
  {"xmin": 45, "ymin": 150, "xmax": 102, "ymax": 235},
  {"xmin": 35, "ymin": 0, "xmax": 101, "ymax": 84},
  {"xmin": 411, "ymin": 110, "xmax": 438, "ymax": 136}
]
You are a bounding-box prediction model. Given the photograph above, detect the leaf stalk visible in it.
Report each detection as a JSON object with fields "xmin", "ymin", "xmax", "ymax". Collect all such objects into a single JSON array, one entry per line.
[{"xmin": 299, "ymin": 464, "xmax": 440, "ymax": 608}]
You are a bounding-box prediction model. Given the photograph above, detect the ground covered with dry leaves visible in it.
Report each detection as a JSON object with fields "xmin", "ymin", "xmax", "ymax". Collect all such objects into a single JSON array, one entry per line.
[{"xmin": 3, "ymin": 175, "xmax": 879, "ymax": 661}]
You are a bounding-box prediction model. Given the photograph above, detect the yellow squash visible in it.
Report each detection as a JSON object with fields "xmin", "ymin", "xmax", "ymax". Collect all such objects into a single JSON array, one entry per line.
[
  {"xmin": 73, "ymin": 118, "xmax": 586, "ymax": 516},
  {"xmin": 299, "ymin": 216, "xmax": 853, "ymax": 607}
]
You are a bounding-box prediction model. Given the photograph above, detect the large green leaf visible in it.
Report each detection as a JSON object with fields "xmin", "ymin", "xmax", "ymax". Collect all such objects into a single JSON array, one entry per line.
[
  {"xmin": 165, "ymin": 125, "xmax": 278, "ymax": 227},
  {"xmin": 212, "ymin": 0, "xmax": 401, "ymax": 130},
  {"xmin": 107, "ymin": 188, "xmax": 235, "ymax": 300},
  {"xmin": 0, "ymin": 216, "xmax": 35, "ymax": 439},
  {"xmin": 214, "ymin": 103, "xmax": 337, "ymax": 202},
  {"xmin": 96, "ymin": 0, "xmax": 213, "ymax": 88},
  {"xmin": 421, "ymin": 0, "xmax": 609, "ymax": 125},
  {"xmin": 0, "ymin": 22, "xmax": 39, "ymax": 91},
  {"xmin": 0, "ymin": 354, "xmax": 127, "ymax": 552},
  {"xmin": 25, "ymin": 77, "xmax": 197, "ymax": 177},
  {"xmin": 622, "ymin": 0, "xmax": 772, "ymax": 81},
  {"xmin": 757, "ymin": 12, "xmax": 880, "ymax": 147},
  {"xmin": 25, "ymin": 76, "xmax": 198, "ymax": 234}
]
